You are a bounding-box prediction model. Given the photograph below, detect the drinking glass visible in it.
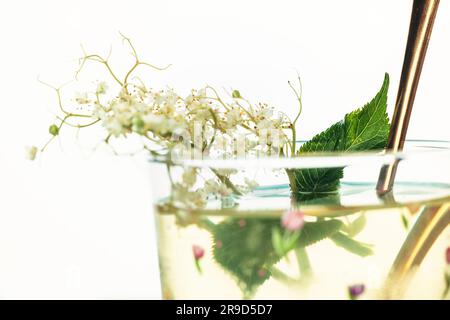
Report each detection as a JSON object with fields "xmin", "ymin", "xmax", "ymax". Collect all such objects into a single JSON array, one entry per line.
[{"xmin": 150, "ymin": 140, "xmax": 450, "ymax": 299}]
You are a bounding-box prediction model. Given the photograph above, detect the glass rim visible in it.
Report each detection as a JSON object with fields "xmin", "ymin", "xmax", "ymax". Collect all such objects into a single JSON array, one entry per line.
[{"xmin": 148, "ymin": 139, "xmax": 450, "ymax": 169}]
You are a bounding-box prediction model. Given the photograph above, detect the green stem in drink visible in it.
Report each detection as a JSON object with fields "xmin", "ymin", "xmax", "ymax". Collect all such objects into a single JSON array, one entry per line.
[
  {"xmin": 442, "ymin": 273, "xmax": 450, "ymax": 299},
  {"xmin": 194, "ymin": 259, "xmax": 202, "ymax": 274},
  {"xmin": 199, "ymin": 217, "xmax": 216, "ymax": 232},
  {"xmin": 295, "ymin": 247, "xmax": 313, "ymax": 277},
  {"xmin": 270, "ymin": 267, "xmax": 299, "ymax": 284}
]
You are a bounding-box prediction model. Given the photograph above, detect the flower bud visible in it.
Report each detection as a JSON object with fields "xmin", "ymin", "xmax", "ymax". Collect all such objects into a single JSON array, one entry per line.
[
  {"xmin": 131, "ymin": 116, "xmax": 145, "ymax": 134},
  {"xmin": 192, "ymin": 245, "xmax": 204, "ymax": 261},
  {"xmin": 25, "ymin": 145, "xmax": 38, "ymax": 161},
  {"xmin": 232, "ymin": 90, "xmax": 241, "ymax": 99},
  {"xmin": 281, "ymin": 210, "xmax": 305, "ymax": 232},
  {"xmin": 348, "ymin": 284, "xmax": 365, "ymax": 299},
  {"xmin": 49, "ymin": 124, "xmax": 59, "ymax": 136}
]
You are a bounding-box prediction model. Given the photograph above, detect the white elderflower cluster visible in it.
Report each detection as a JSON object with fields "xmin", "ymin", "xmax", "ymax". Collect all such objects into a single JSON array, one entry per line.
[
  {"xmin": 93, "ymin": 88, "xmax": 187, "ymax": 139},
  {"xmin": 171, "ymin": 183, "xmax": 207, "ymax": 211},
  {"xmin": 32, "ymin": 35, "xmax": 303, "ymax": 220}
]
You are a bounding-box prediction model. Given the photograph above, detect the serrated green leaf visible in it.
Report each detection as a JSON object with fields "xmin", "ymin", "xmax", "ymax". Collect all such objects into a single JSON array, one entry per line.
[
  {"xmin": 211, "ymin": 218, "xmax": 343, "ymax": 297},
  {"xmin": 297, "ymin": 219, "xmax": 343, "ymax": 247},
  {"xmin": 212, "ymin": 218, "xmax": 278, "ymax": 297},
  {"xmin": 343, "ymin": 73, "xmax": 390, "ymax": 151},
  {"xmin": 330, "ymin": 232, "xmax": 374, "ymax": 257},
  {"xmin": 343, "ymin": 213, "xmax": 367, "ymax": 237},
  {"xmin": 291, "ymin": 192, "xmax": 342, "ymax": 205},
  {"xmin": 287, "ymin": 121, "xmax": 345, "ymax": 196},
  {"xmin": 297, "ymin": 120, "xmax": 346, "ymax": 154},
  {"xmin": 287, "ymin": 74, "xmax": 390, "ymax": 199},
  {"xmin": 287, "ymin": 167, "xmax": 344, "ymax": 196}
]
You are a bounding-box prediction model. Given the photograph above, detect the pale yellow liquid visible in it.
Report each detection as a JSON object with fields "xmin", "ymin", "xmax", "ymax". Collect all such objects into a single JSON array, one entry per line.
[{"xmin": 155, "ymin": 184, "xmax": 450, "ymax": 300}]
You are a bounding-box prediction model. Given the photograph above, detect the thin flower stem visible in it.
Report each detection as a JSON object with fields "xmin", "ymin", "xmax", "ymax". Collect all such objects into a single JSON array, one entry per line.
[
  {"xmin": 288, "ymin": 74, "xmax": 303, "ymax": 154},
  {"xmin": 194, "ymin": 259, "xmax": 202, "ymax": 274},
  {"xmin": 166, "ymin": 163, "xmax": 175, "ymax": 195},
  {"xmin": 205, "ymin": 109, "xmax": 219, "ymax": 149},
  {"xmin": 211, "ymin": 169, "xmax": 243, "ymax": 196},
  {"xmin": 56, "ymin": 117, "xmax": 100, "ymax": 128},
  {"xmin": 295, "ymin": 247, "xmax": 313, "ymax": 277},
  {"xmin": 37, "ymin": 78, "xmax": 74, "ymax": 116},
  {"xmin": 442, "ymin": 275, "xmax": 449, "ymax": 299},
  {"xmin": 40, "ymin": 135, "xmax": 56, "ymax": 152},
  {"xmin": 270, "ymin": 267, "xmax": 299, "ymax": 284},
  {"xmin": 235, "ymin": 100, "xmax": 257, "ymax": 123},
  {"xmin": 119, "ymin": 32, "xmax": 171, "ymax": 94},
  {"xmin": 199, "ymin": 218, "xmax": 216, "ymax": 232},
  {"xmin": 40, "ymin": 114, "xmax": 72, "ymax": 152},
  {"xmin": 76, "ymin": 49, "xmax": 124, "ymax": 87},
  {"xmin": 144, "ymin": 133, "xmax": 161, "ymax": 144},
  {"xmin": 205, "ymin": 86, "xmax": 231, "ymax": 111}
]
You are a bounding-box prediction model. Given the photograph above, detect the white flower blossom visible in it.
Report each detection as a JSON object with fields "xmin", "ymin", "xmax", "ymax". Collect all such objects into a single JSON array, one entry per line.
[
  {"xmin": 255, "ymin": 105, "xmax": 274, "ymax": 120},
  {"xmin": 196, "ymin": 88, "xmax": 206, "ymax": 98},
  {"xmin": 226, "ymin": 108, "xmax": 242, "ymax": 128},
  {"xmin": 246, "ymin": 138, "xmax": 258, "ymax": 150},
  {"xmin": 92, "ymin": 106, "xmax": 107, "ymax": 120},
  {"xmin": 75, "ymin": 92, "xmax": 90, "ymax": 104},
  {"xmin": 25, "ymin": 145, "xmax": 38, "ymax": 161},
  {"xmin": 35, "ymin": 41, "xmax": 300, "ymax": 217},
  {"xmin": 96, "ymin": 82, "xmax": 108, "ymax": 95},
  {"xmin": 256, "ymin": 119, "xmax": 273, "ymax": 131},
  {"xmin": 152, "ymin": 91, "xmax": 166, "ymax": 105},
  {"xmin": 172, "ymin": 184, "xmax": 207, "ymax": 210},
  {"xmin": 182, "ymin": 168, "xmax": 197, "ymax": 187},
  {"xmin": 217, "ymin": 184, "xmax": 232, "ymax": 197},
  {"xmin": 185, "ymin": 94, "xmax": 195, "ymax": 105},
  {"xmin": 192, "ymin": 108, "xmax": 211, "ymax": 123},
  {"xmin": 142, "ymin": 114, "xmax": 165, "ymax": 132},
  {"xmin": 244, "ymin": 178, "xmax": 259, "ymax": 190},
  {"xmin": 204, "ymin": 179, "xmax": 220, "ymax": 194},
  {"xmin": 215, "ymin": 168, "xmax": 238, "ymax": 176},
  {"xmin": 104, "ymin": 117, "xmax": 126, "ymax": 137}
]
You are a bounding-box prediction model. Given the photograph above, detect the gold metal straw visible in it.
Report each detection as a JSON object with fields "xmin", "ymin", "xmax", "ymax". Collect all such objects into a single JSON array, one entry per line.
[
  {"xmin": 385, "ymin": 203, "xmax": 449, "ymax": 298},
  {"xmin": 376, "ymin": 0, "xmax": 440, "ymax": 196}
]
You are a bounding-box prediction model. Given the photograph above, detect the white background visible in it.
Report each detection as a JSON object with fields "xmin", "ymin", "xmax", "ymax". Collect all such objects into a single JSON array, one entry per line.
[{"xmin": 0, "ymin": 0, "xmax": 449, "ymax": 299}]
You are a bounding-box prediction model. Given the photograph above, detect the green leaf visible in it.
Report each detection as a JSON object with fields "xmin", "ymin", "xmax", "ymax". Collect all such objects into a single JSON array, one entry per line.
[
  {"xmin": 330, "ymin": 232, "xmax": 374, "ymax": 257},
  {"xmin": 291, "ymin": 192, "xmax": 342, "ymax": 205},
  {"xmin": 212, "ymin": 218, "xmax": 278, "ymax": 297},
  {"xmin": 343, "ymin": 73, "xmax": 390, "ymax": 151},
  {"xmin": 342, "ymin": 213, "xmax": 367, "ymax": 237},
  {"xmin": 297, "ymin": 118, "xmax": 346, "ymax": 154},
  {"xmin": 287, "ymin": 73, "xmax": 390, "ymax": 198},
  {"xmin": 271, "ymin": 227, "xmax": 301, "ymax": 257},
  {"xmin": 297, "ymin": 219, "xmax": 343, "ymax": 247},
  {"xmin": 273, "ymin": 219, "xmax": 343, "ymax": 256},
  {"xmin": 211, "ymin": 218, "xmax": 343, "ymax": 296}
]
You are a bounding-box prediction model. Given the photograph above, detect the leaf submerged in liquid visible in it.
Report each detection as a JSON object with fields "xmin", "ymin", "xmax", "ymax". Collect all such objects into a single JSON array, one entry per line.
[{"xmin": 211, "ymin": 218, "xmax": 343, "ymax": 297}]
